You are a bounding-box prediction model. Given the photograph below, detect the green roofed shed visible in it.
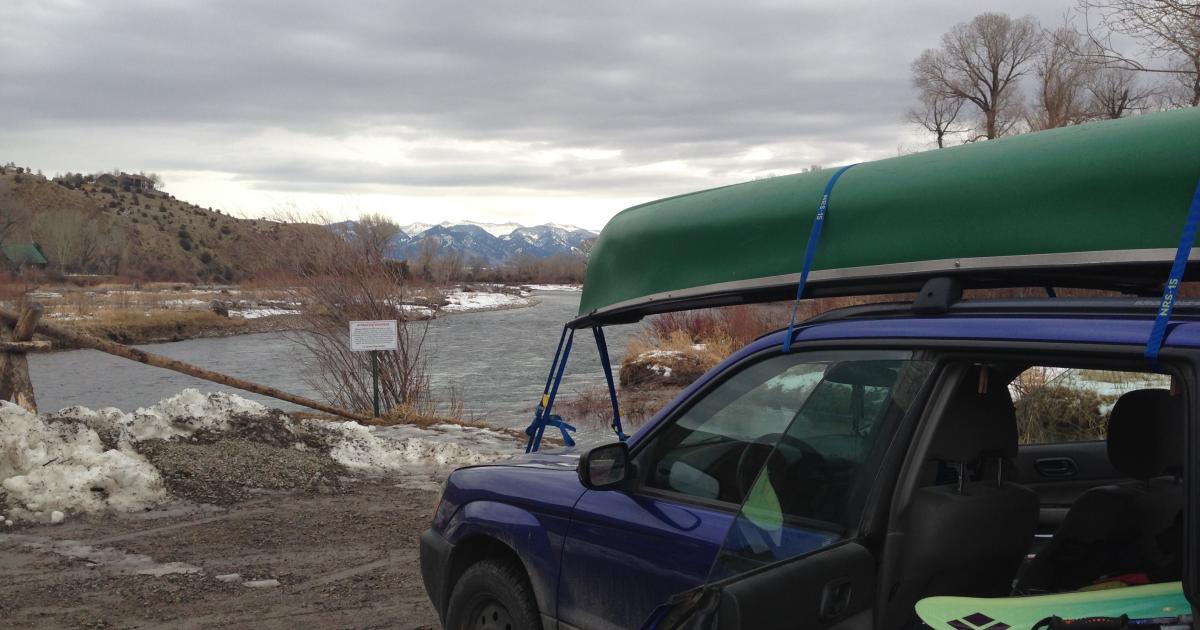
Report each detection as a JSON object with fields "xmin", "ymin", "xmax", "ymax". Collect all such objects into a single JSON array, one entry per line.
[{"xmin": 1, "ymin": 243, "xmax": 49, "ymax": 269}]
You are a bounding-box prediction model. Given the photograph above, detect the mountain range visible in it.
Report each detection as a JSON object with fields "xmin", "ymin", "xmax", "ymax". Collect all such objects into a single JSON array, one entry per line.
[{"xmin": 338, "ymin": 220, "xmax": 599, "ymax": 264}]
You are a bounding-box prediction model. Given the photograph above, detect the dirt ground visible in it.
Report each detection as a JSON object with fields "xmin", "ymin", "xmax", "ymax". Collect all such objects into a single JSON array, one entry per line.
[{"xmin": 0, "ymin": 482, "xmax": 442, "ymax": 629}]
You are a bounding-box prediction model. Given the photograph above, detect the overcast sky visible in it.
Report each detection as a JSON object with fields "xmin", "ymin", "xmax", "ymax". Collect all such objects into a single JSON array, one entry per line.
[{"xmin": 1, "ymin": 0, "xmax": 1078, "ymax": 230}]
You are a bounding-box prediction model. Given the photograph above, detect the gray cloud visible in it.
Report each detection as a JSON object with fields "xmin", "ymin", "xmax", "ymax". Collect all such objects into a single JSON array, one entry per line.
[{"xmin": 0, "ymin": 0, "xmax": 1076, "ymax": 221}]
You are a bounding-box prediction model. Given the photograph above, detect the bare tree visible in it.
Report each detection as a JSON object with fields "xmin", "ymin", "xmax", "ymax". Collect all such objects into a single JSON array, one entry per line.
[
  {"xmin": 912, "ymin": 13, "xmax": 1044, "ymax": 140},
  {"xmin": 1087, "ymin": 64, "xmax": 1155, "ymax": 117},
  {"xmin": 1028, "ymin": 27, "xmax": 1100, "ymax": 130},
  {"xmin": 354, "ymin": 213, "xmax": 401, "ymax": 261},
  {"xmin": 32, "ymin": 208, "xmax": 100, "ymax": 273},
  {"xmin": 433, "ymin": 249, "xmax": 465, "ymax": 284},
  {"xmin": 416, "ymin": 235, "xmax": 437, "ymax": 281},
  {"xmin": 908, "ymin": 89, "xmax": 968, "ymax": 147},
  {"xmin": 288, "ymin": 237, "xmax": 430, "ymax": 415},
  {"xmin": 1076, "ymin": 0, "xmax": 1200, "ymax": 107}
]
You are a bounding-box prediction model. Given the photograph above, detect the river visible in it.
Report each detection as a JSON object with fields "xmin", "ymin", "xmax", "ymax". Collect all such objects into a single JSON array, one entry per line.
[{"xmin": 27, "ymin": 290, "xmax": 637, "ymax": 430}]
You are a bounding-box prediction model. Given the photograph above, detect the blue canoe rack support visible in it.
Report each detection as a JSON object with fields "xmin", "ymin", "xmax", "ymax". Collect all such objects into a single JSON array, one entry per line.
[{"xmin": 525, "ymin": 325, "xmax": 628, "ymax": 453}]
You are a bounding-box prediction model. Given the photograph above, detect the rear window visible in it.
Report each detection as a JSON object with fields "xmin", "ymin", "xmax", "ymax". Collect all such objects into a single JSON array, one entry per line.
[{"xmin": 1012, "ymin": 367, "xmax": 1171, "ymax": 444}]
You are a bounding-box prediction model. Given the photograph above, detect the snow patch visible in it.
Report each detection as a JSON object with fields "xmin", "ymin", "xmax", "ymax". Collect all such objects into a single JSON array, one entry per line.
[
  {"xmin": 317, "ymin": 420, "xmax": 508, "ymax": 475},
  {"xmin": 229, "ymin": 307, "xmax": 297, "ymax": 319},
  {"xmin": 523, "ymin": 284, "xmax": 582, "ymax": 292},
  {"xmin": 0, "ymin": 389, "xmax": 513, "ymax": 522},
  {"xmin": 0, "ymin": 402, "xmax": 168, "ymax": 522},
  {"xmin": 440, "ymin": 290, "xmax": 533, "ymax": 313}
]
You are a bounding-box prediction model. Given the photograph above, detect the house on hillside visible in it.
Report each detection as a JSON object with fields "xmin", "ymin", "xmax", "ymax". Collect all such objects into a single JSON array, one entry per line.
[
  {"xmin": 1, "ymin": 242, "xmax": 48, "ymax": 272},
  {"xmin": 94, "ymin": 172, "xmax": 156, "ymax": 192}
]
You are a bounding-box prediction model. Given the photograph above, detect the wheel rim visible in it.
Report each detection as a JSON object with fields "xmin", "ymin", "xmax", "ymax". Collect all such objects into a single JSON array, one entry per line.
[{"xmin": 472, "ymin": 598, "xmax": 514, "ymax": 630}]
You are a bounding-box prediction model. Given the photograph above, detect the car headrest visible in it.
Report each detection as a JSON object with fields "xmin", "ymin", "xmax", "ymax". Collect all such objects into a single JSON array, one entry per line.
[
  {"xmin": 1107, "ymin": 389, "xmax": 1184, "ymax": 480},
  {"xmin": 928, "ymin": 368, "xmax": 1018, "ymax": 462}
]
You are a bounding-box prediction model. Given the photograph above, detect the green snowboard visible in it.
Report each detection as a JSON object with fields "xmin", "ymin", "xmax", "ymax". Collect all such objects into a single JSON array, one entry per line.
[{"xmin": 915, "ymin": 582, "xmax": 1190, "ymax": 629}]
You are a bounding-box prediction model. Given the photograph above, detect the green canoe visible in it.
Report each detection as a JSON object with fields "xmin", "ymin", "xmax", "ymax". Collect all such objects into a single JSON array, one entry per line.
[{"xmin": 576, "ymin": 108, "xmax": 1200, "ymax": 327}]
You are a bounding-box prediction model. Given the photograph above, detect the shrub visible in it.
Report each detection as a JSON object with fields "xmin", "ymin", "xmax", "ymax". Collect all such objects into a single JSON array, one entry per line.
[{"xmin": 1015, "ymin": 386, "xmax": 1108, "ymax": 444}]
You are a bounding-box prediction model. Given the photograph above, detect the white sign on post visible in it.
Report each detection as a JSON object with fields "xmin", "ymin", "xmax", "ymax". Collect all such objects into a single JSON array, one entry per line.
[{"xmin": 349, "ymin": 320, "xmax": 399, "ymax": 352}]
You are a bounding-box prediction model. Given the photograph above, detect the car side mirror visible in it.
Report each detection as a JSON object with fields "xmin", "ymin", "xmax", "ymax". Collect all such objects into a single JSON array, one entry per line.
[{"xmin": 577, "ymin": 442, "xmax": 630, "ymax": 490}]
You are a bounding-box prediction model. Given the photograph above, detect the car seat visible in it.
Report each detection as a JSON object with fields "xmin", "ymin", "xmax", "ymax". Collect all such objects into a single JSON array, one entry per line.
[
  {"xmin": 1015, "ymin": 389, "xmax": 1184, "ymax": 593},
  {"xmin": 884, "ymin": 368, "xmax": 1039, "ymax": 628}
]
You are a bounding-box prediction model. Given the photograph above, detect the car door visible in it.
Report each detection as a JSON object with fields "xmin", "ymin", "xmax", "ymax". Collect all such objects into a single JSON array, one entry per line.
[{"xmin": 556, "ymin": 349, "xmax": 934, "ymax": 630}]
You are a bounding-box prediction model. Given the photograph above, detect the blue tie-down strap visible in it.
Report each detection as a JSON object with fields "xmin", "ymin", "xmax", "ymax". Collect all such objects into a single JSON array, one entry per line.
[
  {"xmin": 593, "ymin": 326, "xmax": 628, "ymax": 441},
  {"xmin": 1145, "ymin": 176, "xmax": 1200, "ymax": 365},
  {"xmin": 783, "ymin": 163, "xmax": 857, "ymax": 353}
]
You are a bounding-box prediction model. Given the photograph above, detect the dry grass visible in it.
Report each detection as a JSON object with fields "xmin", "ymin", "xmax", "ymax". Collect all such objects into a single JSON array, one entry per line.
[
  {"xmin": 557, "ymin": 384, "xmax": 685, "ymax": 435},
  {"xmin": 1014, "ymin": 385, "xmax": 1109, "ymax": 444},
  {"xmin": 623, "ymin": 330, "xmax": 735, "ymax": 368}
]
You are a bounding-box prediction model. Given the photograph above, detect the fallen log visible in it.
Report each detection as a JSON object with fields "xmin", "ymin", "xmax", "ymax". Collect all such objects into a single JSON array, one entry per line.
[{"xmin": 0, "ymin": 304, "xmax": 377, "ymax": 425}]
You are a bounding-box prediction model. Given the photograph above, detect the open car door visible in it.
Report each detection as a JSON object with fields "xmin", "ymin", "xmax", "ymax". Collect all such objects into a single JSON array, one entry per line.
[
  {"xmin": 647, "ymin": 541, "xmax": 876, "ymax": 630},
  {"xmin": 644, "ymin": 357, "xmax": 935, "ymax": 629}
]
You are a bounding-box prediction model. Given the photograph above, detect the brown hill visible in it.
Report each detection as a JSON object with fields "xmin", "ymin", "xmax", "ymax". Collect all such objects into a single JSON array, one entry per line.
[{"xmin": 0, "ymin": 168, "xmax": 336, "ymax": 282}]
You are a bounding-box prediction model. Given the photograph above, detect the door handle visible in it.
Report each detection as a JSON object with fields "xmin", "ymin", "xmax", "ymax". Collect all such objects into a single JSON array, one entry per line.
[
  {"xmin": 1035, "ymin": 457, "xmax": 1078, "ymax": 478},
  {"xmin": 819, "ymin": 578, "xmax": 853, "ymax": 621}
]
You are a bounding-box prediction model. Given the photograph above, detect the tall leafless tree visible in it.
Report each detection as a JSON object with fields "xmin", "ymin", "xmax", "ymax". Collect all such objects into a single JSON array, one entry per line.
[
  {"xmin": 908, "ymin": 89, "xmax": 968, "ymax": 147},
  {"xmin": 1076, "ymin": 0, "xmax": 1200, "ymax": 107},
  {"xmin": 354, "ymin": 213, "xmax": 402, "ymax": 262},
  {"xmin": 1028, "ymin": 27, "xmax": 1100, "ymax": 130},
  {"xmin": 912, "ymin": 13, "xmax": 1044, "ymax": 140},
  {"xmin": 1087, "ymin": 64, "xmax": 1155, "ymax": 117}
]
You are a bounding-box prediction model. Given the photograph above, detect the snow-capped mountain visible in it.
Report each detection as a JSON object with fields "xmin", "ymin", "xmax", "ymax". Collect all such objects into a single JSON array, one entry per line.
[{"xmin": 340, "ymin": 220, "xmax": 598, "ymax": 264}]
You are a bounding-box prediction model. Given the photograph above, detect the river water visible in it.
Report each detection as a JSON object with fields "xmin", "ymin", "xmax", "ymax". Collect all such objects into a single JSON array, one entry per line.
[{"xmin": 27, "ymin": 290, "xmax": 636, "ymax": 430}]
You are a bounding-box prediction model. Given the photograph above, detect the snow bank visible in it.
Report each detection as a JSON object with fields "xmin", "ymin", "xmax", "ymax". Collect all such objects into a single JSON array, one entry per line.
[
  {"xmin": 0, "ymin": 389, "xmax": 513, "ymax": 522},
  {"xmin": 229, "ymin": 307, "xmax": 298, "ymax": 319},
  {"xmin": 440, "ymin": 289, "xmax": 534, "ymax": 313},
  {"xmin": 315, "ymin": 421, "xmax": 505, "ymax": 475},
  {"xmin": 0, "ymin": 402, "xmax": 167, "ymax": 523},
  {"xmin": 523, "ymin": 284, "xmax": 582, "ymax": 292}
]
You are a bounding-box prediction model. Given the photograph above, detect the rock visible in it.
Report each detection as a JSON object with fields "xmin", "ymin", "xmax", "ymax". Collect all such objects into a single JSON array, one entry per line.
[
  {"xmin": 244, "ymin": 579, "xmax": 280, "ymax": 588},
  {"xmin": 209, "ymin": 300, "xmax": 230, "ymax": 318},
  {"xmin": 50, "ymin": 510, "xmax": 65, "ymax": 524}
]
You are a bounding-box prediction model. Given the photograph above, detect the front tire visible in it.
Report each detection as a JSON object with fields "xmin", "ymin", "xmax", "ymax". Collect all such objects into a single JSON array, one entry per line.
[{"xmin": 445, "ymin": 558, "xmax": 541, "ymax": 630}]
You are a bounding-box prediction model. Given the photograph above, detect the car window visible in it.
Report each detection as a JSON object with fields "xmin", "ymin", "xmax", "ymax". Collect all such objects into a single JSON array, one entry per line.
[
  {"xmin": 705, "ymin": 353, "xmax": 933, "ymax": 579},
  {"xmin": 640, "ymin": 350, "xmax": 928, "ymax": 509},
  {"xmin": 1012, "ymin": 367, "xmax": 1171, "ymax": 444}
]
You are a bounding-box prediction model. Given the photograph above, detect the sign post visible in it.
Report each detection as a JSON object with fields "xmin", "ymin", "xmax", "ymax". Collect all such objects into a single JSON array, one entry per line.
[{"xmin": 349, "ymin": 320, "xmax": 399, "ymax": 418}]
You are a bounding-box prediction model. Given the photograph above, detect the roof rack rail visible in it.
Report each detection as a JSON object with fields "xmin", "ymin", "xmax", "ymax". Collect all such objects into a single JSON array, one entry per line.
[{"xmin": 805, "ymin": 296, "xmax": 1200, "ymax": 325}]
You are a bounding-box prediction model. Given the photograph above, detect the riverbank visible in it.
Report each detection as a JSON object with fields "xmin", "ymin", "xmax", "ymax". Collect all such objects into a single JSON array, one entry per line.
[{"xmin": 16, "ymin": 282, "xmax": 569, "ymax": 348}]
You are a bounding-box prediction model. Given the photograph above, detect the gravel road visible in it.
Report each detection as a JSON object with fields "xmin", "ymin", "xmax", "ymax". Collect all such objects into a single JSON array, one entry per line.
[{"xmin": 0, "ymin": 481, "xmax": 442, "ymax": 629}]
